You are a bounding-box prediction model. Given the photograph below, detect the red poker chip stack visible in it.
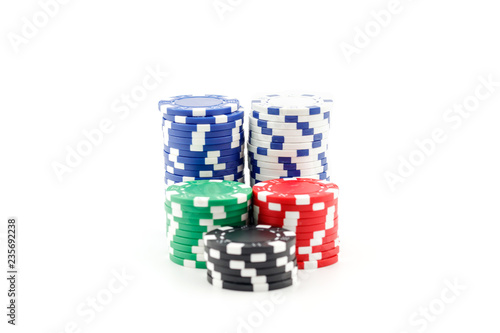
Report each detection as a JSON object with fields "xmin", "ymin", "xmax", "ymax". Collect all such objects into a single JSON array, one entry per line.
[{"xmin": 252, "ymin": 178, "xmax": 339, "ymax": 269}]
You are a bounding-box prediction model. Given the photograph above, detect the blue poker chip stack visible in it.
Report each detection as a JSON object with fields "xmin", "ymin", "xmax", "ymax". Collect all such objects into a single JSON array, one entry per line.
[
  {"xmin": 160, "ymin": 95, "xmax": 245, "ymax": 186},
  {"xmin": 248, "ymin": 94, "xmax": 333, "ymax": 186}
]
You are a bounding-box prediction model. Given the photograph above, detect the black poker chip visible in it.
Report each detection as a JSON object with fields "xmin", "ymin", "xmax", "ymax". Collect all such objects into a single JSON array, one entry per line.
[
  {"xmin": 206, "ymin": 259, "xmax": 297, "ymax": 277},
  {"xmin": 207, "ymin": 268, "xmax": 298, "ymax": 284},
  {"xmin": 207, "ymin": 274, "xmax": 296, "ymax": 292},
  {"xmin": 205, "ymin": 252, "xmax": 296, "ymax": 269}
]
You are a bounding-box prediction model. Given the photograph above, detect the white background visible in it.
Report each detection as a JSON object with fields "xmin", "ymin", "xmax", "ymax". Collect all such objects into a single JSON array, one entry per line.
[{"xmin": 1, "ymin": 0, "xmax": 500, "ymax": 332}]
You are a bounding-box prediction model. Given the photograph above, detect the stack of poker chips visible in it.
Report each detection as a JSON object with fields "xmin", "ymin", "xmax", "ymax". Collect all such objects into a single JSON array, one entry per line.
[
  {"xmin": 165, "ymin": 180, "xmax": 252, "ymax": 269},
  {"xmin": 248, "ymin": 94, "xmax": 333, "ymax": 186},
  {"xmin": 203, "ymin": 225, "xmax": 297, "ymax": 292},
  {"xmin": 252, "ymin": 178, "xmax": 339, "ymax": 270},
  {"xmin": 159, "ymin": 95, "xmax": 245, "ymax": 185}
]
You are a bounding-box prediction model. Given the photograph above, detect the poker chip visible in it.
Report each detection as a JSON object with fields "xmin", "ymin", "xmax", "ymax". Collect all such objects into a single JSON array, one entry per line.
[
  {"xmin": 165, "ymin": 200, "xmax": 251, "ymax": 213},
  {"xmin": 166, "ymin": 126, "xmax": 243, "ymax": 138},
  {"xmin": 165, "ymin": 145, "xmax": 243, "ymax": 158},
  {"xmin": 166, "ymin": 177, "xmax": 245, "ymax": 187},
  {"xmin": 250, "ymin": 164, "xmax": 328, "ymax": 178},
  {"xmin": 207, "ymin": 267, "xmax": 297, "ymax": 284},
  {"xmin": 207, "ymin": 274, "xmax": 297, "ymax": 292},
  {"xmin": 169, "ymin": 241, "xmax": 205, "ymax": 254},
  {"xmin": 249, "ymin": 117, "xmax": 330, "ymax": 130},
  {"xmin": 166, "ymin": 131, "xmax": 244, "ymax": 146},
  {"xmin": 206, "ymin": 260, "xmax": 296, "ymax": 277},
  {"xmin": 297, "ymin": 255, "xmax": 339, "ymax": 270},
  {"xmin": 163, "ymin": 109, "xmax": 244, "ymax": 124},
  {"xmin": 169, "ymin": 253, "xmax": 207, "ymax": 269},
  {"xmin": 205, "ymin": 246, "xmax": 295, "ymax": 262},
  {"xmin": 203, "ymin": 225, "xmax": 296, "ymax": 255},
  {"xmin": 251, "ymin": 110, "xmax": 330, "ymax": 123},
  {"xmin": 252, "ymin": 178, "xmax": 340, "ymax": 270},
  {"xmin": 167, "ymin": 212, "xmax": 248, "ymax": 226},
  {"xmin": 247, "ymin": 143, "xmax": 328, "ymax": 157},
  {"xmin": 165, "ymin": 158, "xmax": 244, "ymax": 171},
  {"xmin": 164, "ymin": 118, "xmax": 243, "ymax": 132},
  {"xmin": 165, "ymin": 171, "xmax": 244, "ymax": 184},
  {"xmin": 166, "ymin": 180, "xmax": 252, "ymax": 206},
  {"xmin": 250, "ymin": 157, "xmax": 327, "ymax": 170},
  {"xmin": 165, "ymin": 204, "xmax": 248, "ymax": 220},
  {"xmin": 165, "ymin": 151, "xmax": 244, "ymax": 165},
  {"xmin": 248, "ymin": 151, "xmax": 327, "ymax": 164},
  {"xmin": 251, "ymin": 94, "xmax": 333, "ymax": 116},
  {"xmin": 248, "ymin": 138, "xmax": 328, "ymax": 150},
  {"xmin": 159, "ymin": 95, "xmax": 239, "ymax": 116},
  {"xmin": 169, "ymin": 247, "xmax": 205, "ymax": 261},
  {"xmin": 204, "ymin": 252, "xmax": 295, "ymax": 269},
  {"xmin": 166, "ymin": 164, "xmax": 244, "ymax": 178},
  {"xmin": 250, "ymin": 131, "xmax": 329, "ymax": 143},
  {"xmin": 249, "ymin": 124, "xmax": 330, "ymax": 137},
  {"xmin": 250, "ymin": 171, "xmax": 329, "ymax": 183},
  {"xmin": 165, "ymin": 138, "xmax": 244, "ymax": 152},
  {"xmin": 168, "ymin": 218, "xmax": 244, "ymax": 233}
]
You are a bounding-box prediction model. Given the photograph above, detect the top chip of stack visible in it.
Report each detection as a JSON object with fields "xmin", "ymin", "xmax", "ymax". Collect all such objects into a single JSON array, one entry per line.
[
  {"xmin": 203, "ymin": 225, "xmax": 298, "ymax": 291},
  {"xmin": 248, "ymin": 94, "xmax": 333, "ymax": 186},
  {"xmin": 165, "ymin": 180, "xmax": 252, "ymax": 269},
  {"xmin": 252, "ymin": 178, "xmax": 340, "ymax": 270},
  {"xmin": 160, "ymin": 95, "xmax": 245, "ymax": 185}
]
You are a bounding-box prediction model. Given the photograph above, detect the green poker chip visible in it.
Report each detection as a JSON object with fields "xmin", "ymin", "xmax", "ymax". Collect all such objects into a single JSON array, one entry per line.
[
  {"xmin": 167, "ymin": 227, "xmax": 205, "ymax": 240},
  {"xmin": 166, "ymin": 212, "xmax": 249, "ymax": 226},
  {"xmin": 165, "ymin": 180, "xmax": 252, "ymax": 207},
  {"xmin": 168, "ymin": 233, "xmax": 204, "ymax": 247},
  {"xmin": 169, "ymin": 247, "xmax": 205, "ymax": 261},
  {"xmin": 167, "ymin": 218, "xmax": 245, "ymax": 233},
  {"xmin": 169, "ymin": 253, "xmax": 206, "ymax": 269},
  {"xmin": 165, "ymin": 200, "xmax": 251, "ymax": 213},
  {"xmin": 164, "ymin": 204, "xmax": 249, "ymax": 220},
  {"xmin": 169, "ymin": 240, "xmax": 205, "ymax": 254}
]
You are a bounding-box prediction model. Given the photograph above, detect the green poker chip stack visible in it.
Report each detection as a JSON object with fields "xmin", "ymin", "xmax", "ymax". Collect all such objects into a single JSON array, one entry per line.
[{"xmin": 165, "ymin": 180, "xmax": 252, "ymax": 269}]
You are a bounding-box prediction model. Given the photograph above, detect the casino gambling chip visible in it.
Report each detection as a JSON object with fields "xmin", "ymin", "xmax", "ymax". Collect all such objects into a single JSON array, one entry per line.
[
  {"xmin": 169, "ymin": 241, "xmax": 205, "ymax": 254},
  {"xmin": 255, "ymin": 218, "xmax": 338, "ymax": 234},
  {"xmin": 295, "ymin": 233, "xmax": 337, "ymax": 247},
  {"xmin": 169, "ymin": 253, "xmax": 207, "ymax": 269},
  {"xmin": 247, "ymin": 143, "xmax": 328, "ymax": 157},
  {"xmin": 206, "ymin": 260, "xmax": 296, "ymax": 277},
  {"xmin": 163, "ymin": 108, "xmax": 244, "ymax": 124},
  {"xmin": 165, "ymin": 151, "xmax": 244, "ymax": 165},
  {"xmin": 249, "ymin": 124, "xmax": 330, "ymax": 137},
  {"xmin": 253, "ymin": 205, "xmax": 336, "ymax": 219},
  {"xmin": 205, "ymin": 246, "xmax": 295, "ymax": 262},
  {"xmin": 251, "ymin": 94, "xmax": 333, "ymax": 116},
  {"xmin": 168, "ymin": 232, "xmax": 204, "ymax": 247},
  {"xmin": 293, "ymin": 226, "xmax": 338, "ymax": 240},
  {"xmin": 204, "ymin": 252, "xmax": 295, "ymax": 269},
  {"xmin": 203, "ymin": 225, "xmax": 295, "ymax": 255},
  {"xmin": 165, "ymin": 180, "xmax": 252, "ymax": 207},
  {"xmin": 248, "ymin": 151, "xmax": 327, "ymax": 164},
  {"xmin": 165, "ymin": 158, "xmax": 244, "ymax": 171},
  {"xmin": 207, "ymin": 274, "xmax": 296, "ymax": 292},
  {"xmin": 164, "ymin": 171, "xmax": 244, "ymax": 183},
  {"xmin": 165, "ymin": 138, "xmax": 244, "ymax": 152},
  {"xmin": 297, "ymin": 238, "xmax": 340, "ymax": 255},
  {"xmin": 166, "ymin": 164, "xmax": 244, "ymax": 178},
  {"xmin": 167, "ymin": 227, "xmax": 205, "ymax": 240},
  {"xmin": 163, "ymin": 118, "xmax": 243, "ymax": 132},
  {"xmin": 166, "ymin": 200, "xmax": 251, "ymax": 214},
  {"xmin": 169, "ymin": 247, "xmax": 205, "ymax": 261},
  {"xmin": 167, "ymin": 212, "xmax": 248, "ymax": 226},
  {"xmin": 297, "ymin": 254, "xmax": 339, "ymax": 270},
  {"xmin": 159, "ymin": 95, "xmax": 239, "ymax": 117},
  {"xmin": 251, "ymin": 110, "xmax": 330, "ymax": 123},
  {"xmin": 165, "ymin": 204, "xmax": 248, "ymax": 220},
  {"xmin": 251, "ymin": 171, "xmax": 329, "ymax": 183},
  {"xmin": 165, "ymin": 126, "xmax": 243, "ymax": 138},
  {"xmin": 296, "ymin": 247, "xmax": 339, "ymax": 262},
  {"xmin": 249, "ymin": 131, "xmax": 328, "ymax": 143},
  {"xmin": 250, "ymin": 158, "xmax": 327, "ymax": 171},
  {"xmin": 249, "ymin": 164, "xmax": 328, "ymax": 178},
  {"xmin": 168, "ymin": 219, "xmax": 244, "ymax": 233},
  {"xmin": 166, "ymin": 131, "xmax": 244, "ymax": 145},
  {"xmin": 207, "ymin": 267, "xmax": 297, "ymax": 284},
  {"xmin": 249, "ymin": 117, "xmax": 330, "ymax": 130},
  {"xmin": 248, "ymin": 138, "xmax": 328, "ymax": 150},
  {"xmin": 253, "ymin": 198, "xmax": 335, "ymax": 212},
  {"xmin": 165, "ymin": 145, "xmax": 243, "ymax": 158}
]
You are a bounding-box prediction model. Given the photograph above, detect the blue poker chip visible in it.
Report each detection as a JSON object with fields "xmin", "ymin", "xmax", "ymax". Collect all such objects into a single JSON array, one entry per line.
[
  {"xmin": 165, "ymin": 145, "xmax": 243, "ymax": 158},
  {"xmin": 248, "ymin": 138, "xmax": 326, "ymax": 150},
  {"xmin": 163, "ymin": 118, "xmax": 243, "ymax": 132},
  {"xmin": 251, "ymin": 110, "xmax": 330, "ymax": 123},
  {"xmin": 163, "ymin": 109, "xmax": 244, "ymax": 124},
  {"xmin": 250, "ymin": 171, "xmax": 329, "ymax": 182},
  {"xmin": 248, "ymin": 151, "xmax": 326, "ymax": 164},
  {"xmin": 250, "ymin": 176, "xmax": 330, "ymax": 186},
  {"xmin": 159, "ymin": 95, "xmax": 239, "ymax": 117},
  {"xmin": 164, "ymin": 138, "xmax": 244, "ymax": 152},
  {"xmin": 165, "ymin": 171, "xmax": 244, "ymax": 183},
  {"xmin": 165, "ymin": 158, "xmax": 244, "ymax": 171},
  {"xmin": 247, "ymin": 143, "xmax": 327, "ymax": 157},
  {"xmin": 166, "ymin": 131, "xmax": 244, "ymax": 145},
  {"xmin": 249, "ymin": 131, "xmax": 327, "ymax": 143},
  {"xmin": 164, "ymin": 151, "xmax": 243, "ymax": 165},
  {"xmin": 249, "ymin": 164, "xmax": 328, "ymax": 177},
  {"xmin": 250, "ymin": 157, "xmax": 328, "ymax": 170},
  {"xmin": 165, "ymin": 126, "xmax": 243, "ymax": 138},
  {"xmin": 249, "ymin": 124, "xmax": 329, "ymax": 136},
  {"xmin": 166, "ymin": 164, "xmax": 244, "ymax": 177},
  {"xmin": 251, "ymin": 94, "xmax": 333, "ymax": 116}
]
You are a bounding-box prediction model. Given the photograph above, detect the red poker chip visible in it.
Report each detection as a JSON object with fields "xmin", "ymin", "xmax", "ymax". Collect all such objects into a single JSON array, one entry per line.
[
  {"xmin": 296, "ymin": 247, "xmax": 340, "ymax": 262},
  {"xmin": 253, "ymin": 211, "xmax": 336, "ymax": 227},
  {"xmin": 254, "ymin": 198, "xmax": 336, "ymax": 212},
  {"xmin": 295, "ymin": 233, "xmax": 338, "ymax": 247},
  {"xmin": 297, "ymin": 238, "xmax": 339, "ymax": 255},
  {"xmin": 256, "ymin": 219, "xmax": 338, "ymax": 233},
  {"xmin": 252, "ymin": 178, "xmax": 339, "ymax": 205},
  {"xmin": 295, "ymin": 226, "xmax": 338, "ymax": 240},
  {"xmin": 253, "ymin": 205, "xmax": 337, "ymax": 219},
  {"xmin": 298, "ymin": 254, "xmax": 339, "ymax": 269}
]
